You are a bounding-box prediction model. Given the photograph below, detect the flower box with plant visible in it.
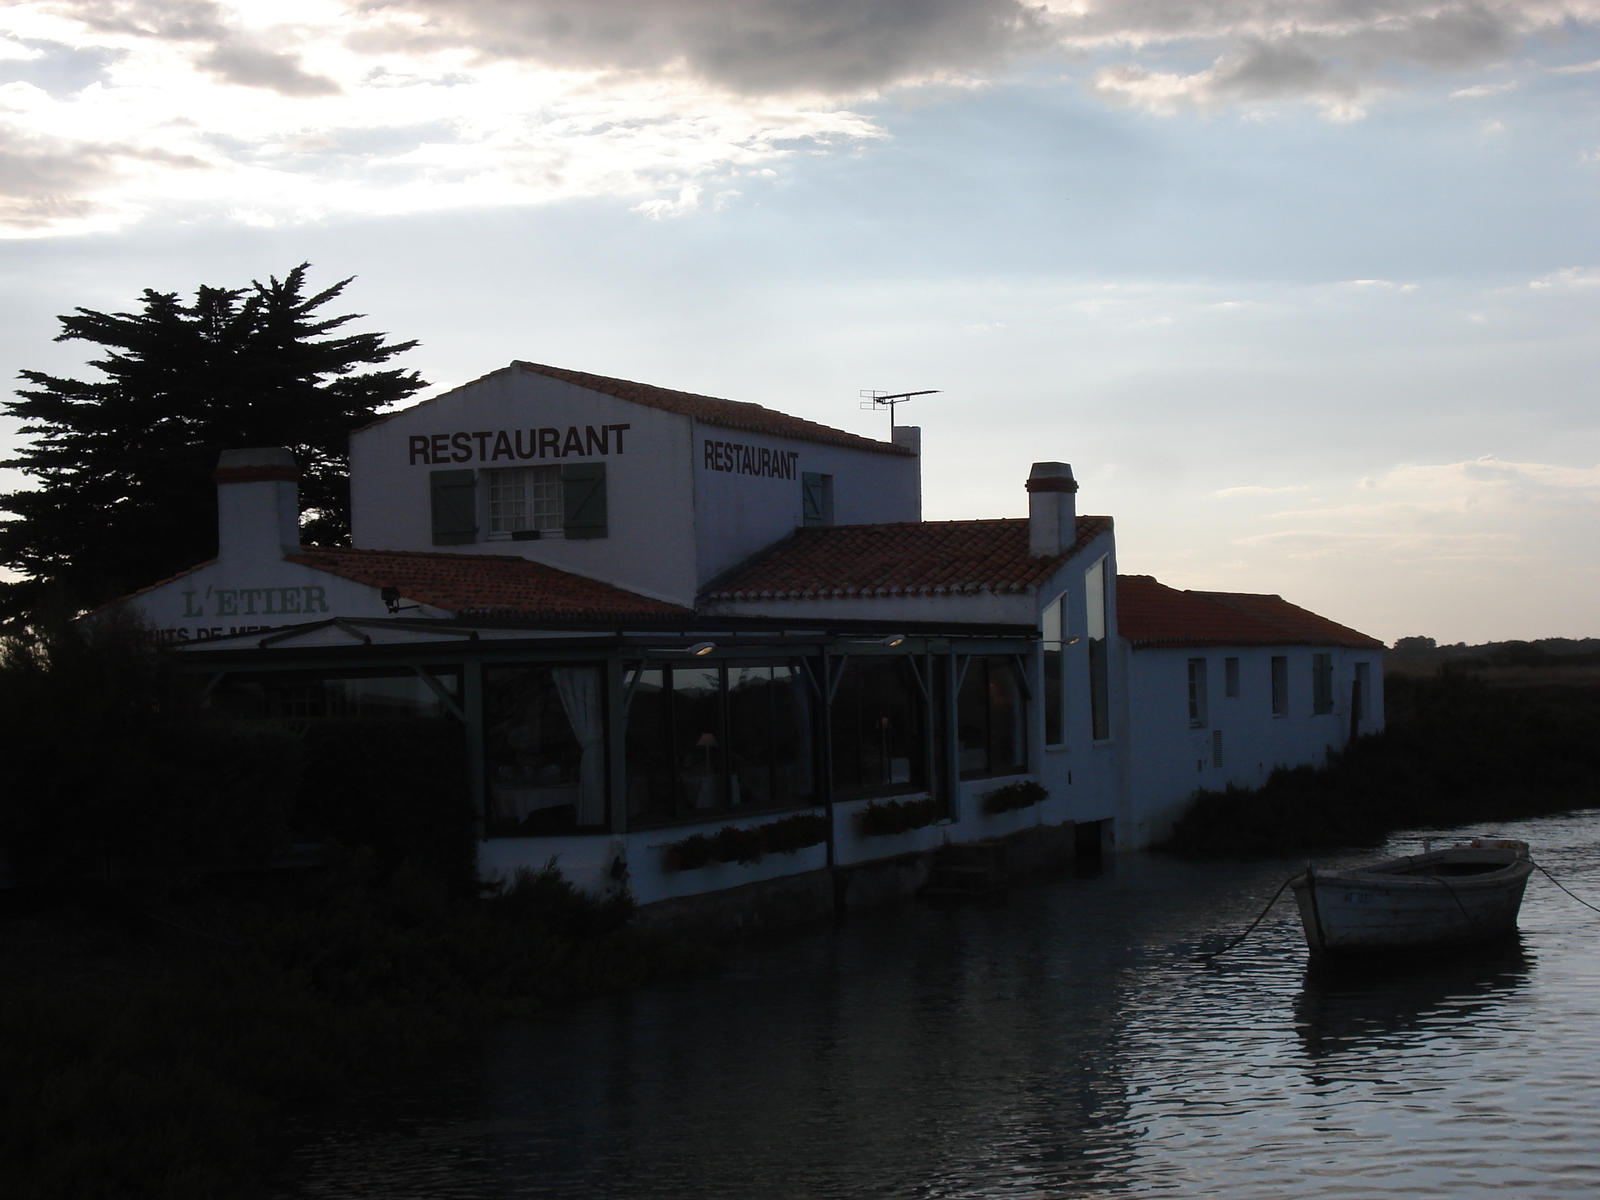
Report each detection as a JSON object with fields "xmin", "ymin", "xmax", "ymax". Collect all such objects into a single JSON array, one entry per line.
[
  {"xmin": 981, "ymin": 780, "xmax": 1048, "ymax": 815},
  {"xmin": 858, "ymin": 797, "xmax": 941, "ymax": 836},
  {"xmin": 662, "ymin": 811, "xmax": 830, "ymax": 871}
]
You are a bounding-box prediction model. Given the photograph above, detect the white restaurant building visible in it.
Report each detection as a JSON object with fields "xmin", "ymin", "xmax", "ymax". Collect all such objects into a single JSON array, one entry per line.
[{"xmin": 111, "ymin": 361, "xmax": 1383, "ymax": 926}]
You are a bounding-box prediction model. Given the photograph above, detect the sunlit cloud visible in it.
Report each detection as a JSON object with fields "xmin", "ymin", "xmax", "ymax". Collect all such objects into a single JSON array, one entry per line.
[
  {"xmin": 1235, "ymin": 456, "xmax": 1600, "ymax": 564},
  {"xmin": 1216, "ymin": 484, "xmax": 1312, "ymax": 496},
  {"xmin": 0, "ymin": 0, "xmax": 1594, "ymax": 236},
  {"xmin": 1529, "ymin": 266, "xmax": 1600, "ymax": 288}
]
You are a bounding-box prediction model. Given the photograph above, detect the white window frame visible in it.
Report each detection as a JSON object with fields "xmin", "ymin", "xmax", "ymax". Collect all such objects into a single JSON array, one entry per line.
[{"xmin": 486, "ymin": 466, "xmax": 565, "ymax": 539}]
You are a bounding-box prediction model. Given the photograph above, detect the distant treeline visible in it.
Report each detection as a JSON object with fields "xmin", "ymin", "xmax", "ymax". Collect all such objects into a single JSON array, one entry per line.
[
  {"xmin": 1161, "ymin": 673, "xmax": 1600, "ymax": 857},
  {"xmin": 1389, "ymin": 635, "xmax": 1600, "ymax": 669}
]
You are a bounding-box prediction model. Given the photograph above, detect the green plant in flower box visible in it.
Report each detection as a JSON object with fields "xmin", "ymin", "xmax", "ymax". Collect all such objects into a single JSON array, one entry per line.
[
  {"xmin": 982, "ymin": 780, "xmax": 1048, "ymax": 815},
  {"xmin": 859, "ymin": 797, "xmax": 940, "ymax": 836},
  {"xmin": 762, "ymin": 812, "xmax": 829, "ymax": 854},
  {"xmin": 712, "ymin": 824, "xmax": 765, "ymax": 865},
  {"xmin": 665, "ymin": 833, "xmax": 713, "ymax": 872}
]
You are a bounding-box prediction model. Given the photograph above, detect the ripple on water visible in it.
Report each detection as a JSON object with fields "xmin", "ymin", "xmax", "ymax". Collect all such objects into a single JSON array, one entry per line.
[{"xmin": 284, "ymin": 811, "xmax": 1600, "ymax": 1200}]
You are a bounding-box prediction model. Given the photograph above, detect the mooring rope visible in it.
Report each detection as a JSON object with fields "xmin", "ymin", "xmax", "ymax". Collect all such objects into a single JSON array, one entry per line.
[
  {"xmin": 1530, "ymin": 859, "xmax": 1600, "ymax": 916},
  {"xmin": 1429, "ymin": 870, "xmax": 1479, "ymax": 929},
  {"xmin": 1193, "ymin": 872, "xmax": 1298, "ymax": 962},
  {"xmin": 1194, "ymin": 852, "xmax": 1600, "ymax": 965}
]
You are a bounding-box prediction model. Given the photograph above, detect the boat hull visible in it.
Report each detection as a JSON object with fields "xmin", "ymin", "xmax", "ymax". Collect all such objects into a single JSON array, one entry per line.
[{"xmin": 1291, "ymin": 842, "xmax": 1532, "ymax": 956}]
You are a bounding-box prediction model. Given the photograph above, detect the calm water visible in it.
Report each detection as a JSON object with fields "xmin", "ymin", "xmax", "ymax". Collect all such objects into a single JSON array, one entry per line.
[{"xmin": 286, "ymin": 811, "xmax": 1600, "ymax": 1199}]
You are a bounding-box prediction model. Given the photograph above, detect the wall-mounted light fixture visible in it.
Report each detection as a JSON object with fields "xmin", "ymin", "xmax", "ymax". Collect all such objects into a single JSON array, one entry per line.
[
  {"xmin": 880, "ymin": 634, "xmax": 908, "ymax": 647},
  {"xmin": 646, "ymin": 641, "xmax": 719, "ymax": 656},
  {"xmin": 380, "ymin": 586, "xmax": 420, "ymax": 614}
]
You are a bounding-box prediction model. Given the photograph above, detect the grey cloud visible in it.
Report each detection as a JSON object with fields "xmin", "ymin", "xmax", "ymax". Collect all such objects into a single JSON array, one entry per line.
[
  {"xmin": 1078, "ymin": 1, "xmax": 1555, "ymax": 109},
  {"xmin": 0, "ymin": 132, "xmax": 207, "ymax": 228},
  {"xmin": 349, "ymin": 0, "xmax": 1579, "ymax": 104},
  {"xmin": 1208, "ymin": 39, "xmax": 1342, "ymax": 101},
  {"xmin": 196, "ymin": 42, "xmax": 342, "ymax": 95},
  {"xmin": 49, "ymin": 0, "xmax": 229, "ymax": 42},
  {"xmin": 49, "ymin": 0, "xmax": 342, "ymax": 96},
  {"xmin": 353, "ymin": 0, "xmax": 1057, "ymax": 94}
]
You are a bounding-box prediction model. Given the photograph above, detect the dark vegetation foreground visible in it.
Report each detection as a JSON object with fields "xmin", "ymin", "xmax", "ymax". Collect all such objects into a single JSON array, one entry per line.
[
  {"xmin": 1163, "ymin": 673, "xmax": 1600, "ymax": 856},
  {"xmin": 0, "ymin": 619, "xmax": 713, "ymax": 1200}
]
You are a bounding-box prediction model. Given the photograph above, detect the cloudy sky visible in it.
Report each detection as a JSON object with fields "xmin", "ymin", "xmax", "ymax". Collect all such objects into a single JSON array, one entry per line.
[{"xmin": 1, "ymin": 0, "xmax": 1597, "ymax": 642}]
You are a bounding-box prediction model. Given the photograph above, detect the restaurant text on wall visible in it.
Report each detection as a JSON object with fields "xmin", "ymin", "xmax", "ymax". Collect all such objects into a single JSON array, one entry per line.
[
  {"xmin": 703, "ymin": 439, "xmax": 800, "ymax": 481},
  {"xmin": 182, "ymin": 585, "xmax": 331, "ymax": 618},
  {"xmin": 409, "ymin": 425, "xmax": 631, "ymax": 465}
]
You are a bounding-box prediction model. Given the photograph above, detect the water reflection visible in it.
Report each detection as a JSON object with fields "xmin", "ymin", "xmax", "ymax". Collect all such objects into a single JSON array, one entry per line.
[
  {"xmin": 288, "ymin": 811, "xmax": 1600, "ymax": 1200},
  {"xmin": 1294, "ymin": 938, "xmax": 1534, "ymax": 1059}
]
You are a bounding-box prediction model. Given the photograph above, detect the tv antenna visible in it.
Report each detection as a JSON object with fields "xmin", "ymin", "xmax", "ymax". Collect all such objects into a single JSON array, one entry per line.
[{"xmin": 859, "ymin": 389, "xmax": 939, "ymax": 436}]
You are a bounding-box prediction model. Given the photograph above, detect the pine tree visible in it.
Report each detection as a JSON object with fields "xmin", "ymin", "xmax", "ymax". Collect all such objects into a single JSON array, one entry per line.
[{"xmin": 0, "ymin": 264, "xmax": 425, "ymax": 620}]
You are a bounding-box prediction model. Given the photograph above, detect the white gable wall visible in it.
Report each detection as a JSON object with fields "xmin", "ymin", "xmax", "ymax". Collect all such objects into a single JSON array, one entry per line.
[
  {"xmin": 1122, "ymin": 643, "xmax": 1386, "ymax": 849},
  {"xmin": 350, "ymin": 370, "xmax": 700, "ymax": 606},
  {"xmin": 692, "ymin": 426, "xmax": 920, "ymax": 585},
  {"xmin": 350, "ymin": 368, "xmax": 922, "ymax": 608},
  {"xmin": 110, "ymin": 558, "xmax": 419, "ymax": 646},
  {"xmin": 1029, "ymin": 543, "xmax": 1124, "ymax": 839}
]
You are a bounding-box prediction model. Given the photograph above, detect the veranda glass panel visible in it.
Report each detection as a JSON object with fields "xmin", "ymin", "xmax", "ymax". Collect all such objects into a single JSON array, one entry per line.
[
  {"xmin": 831, "ymin": 658, "xmax": 927, "ymax": 797},
  {"xmin": 958, "ymin": 657, "xmax": 1027, "ymax": 780},
  {"xmin": 484, "ymin": 665, "xmax": 605, "ymax": 835},
  {"xmin": 727, "ymin": 665, "xmax": 813, "ymax": 808},
  {"xmin": 625, "ymin": 661, "xmax": 818, "ymax": 825},
  {"xmin": 673, "ymin": 665, "xmax": 724, "ymax": 812},
  {"xmin": 625, "ymin": 669, "xmax": 673, "ymax": 823}
]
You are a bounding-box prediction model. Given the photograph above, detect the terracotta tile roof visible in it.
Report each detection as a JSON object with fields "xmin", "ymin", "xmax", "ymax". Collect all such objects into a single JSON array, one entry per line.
[
  {"xmin": 91, "ymin": 558, "xmax": 216, "ymax": 617},
  {"xmin": 1117, "ymin": 575, "xmax": 1383, "ymax": 649},
  {"xmin": 354, "ymin": 361, "xmax": 912, "ymax": 457},
  {"xmin": 289, "ymin": 548, "xmax": 693, "ymax": 621},
  {"xmin": 703, "ymin": 517, "xmax": 1113, "ymax": 601},
  {"xmin": 512, "ymin": 362, "xmax": 912, "ymax": 456}
]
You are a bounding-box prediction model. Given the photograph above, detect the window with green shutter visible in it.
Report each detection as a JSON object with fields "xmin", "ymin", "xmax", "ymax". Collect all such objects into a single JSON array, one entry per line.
[
  {"xmin": 561, "ymin": 462, "xmax": 608, "ymax": 539},
  {"xmin": 430, "ymin": 469, "xmax": 478, "ymax": 545},
  {"xmin": 801, "ymin": 472, "xmax": 833, "ymax": 527}
]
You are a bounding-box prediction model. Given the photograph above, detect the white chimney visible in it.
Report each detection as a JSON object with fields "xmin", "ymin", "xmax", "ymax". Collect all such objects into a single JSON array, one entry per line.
[
  {"xmin": 891, "ymin": 425, "xmax": 921, "ymax": 455},
  {"xmin": 214, "ymin": 448, "xmax": 301, "ymax": 566},
  {"xmin": 1027, "ymin": 461, "xmax": 1078, "ymax": 557}
]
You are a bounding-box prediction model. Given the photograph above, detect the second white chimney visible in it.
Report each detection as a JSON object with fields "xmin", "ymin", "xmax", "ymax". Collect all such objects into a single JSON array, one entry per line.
[
  {"xmin": 214, "ymin": 447, "xmax": 301, "ymax": 566},
  {"xmin": 1027, "ymin": 461, "xmax": 1077, "ymax": 557}
]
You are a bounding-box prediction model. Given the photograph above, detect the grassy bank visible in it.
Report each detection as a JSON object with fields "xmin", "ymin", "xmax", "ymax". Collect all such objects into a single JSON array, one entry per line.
[
  {"xmin": 1161, "ymin": 674, "xmax": 1600, "ymax": 856},
  {"xmin": 0, "ymin": 861, "xmax": 717, "ymax": 1200}
]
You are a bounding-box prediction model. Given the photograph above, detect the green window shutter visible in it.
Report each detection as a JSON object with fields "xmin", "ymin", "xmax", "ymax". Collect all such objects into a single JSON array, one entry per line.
[
  {"xmin": 802, "ymin": 472, "xmax": 832, "ymax": 527},
  {"xmin": 430, "ymin": 469, "xmax": 478, "ymax": 545},
  {"xmin": 562, "ymin": 462, "xmax": 608, "ymax": 539}
]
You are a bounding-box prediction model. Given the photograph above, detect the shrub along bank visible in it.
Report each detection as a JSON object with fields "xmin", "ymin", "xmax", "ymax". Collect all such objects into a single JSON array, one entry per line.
[
  {"xmin": 1161, "ymin": 674, "xmax": 1600, "ymax": 856},
  {"xmin": 0, "ymin": 618, "xmax": 714, "ymax": 1199}
]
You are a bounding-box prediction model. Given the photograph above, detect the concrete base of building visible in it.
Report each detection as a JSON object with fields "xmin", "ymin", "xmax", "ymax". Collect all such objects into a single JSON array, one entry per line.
[{"xmin": 633, "ymin": 819, "xmax": 1080, "ymax": 942}]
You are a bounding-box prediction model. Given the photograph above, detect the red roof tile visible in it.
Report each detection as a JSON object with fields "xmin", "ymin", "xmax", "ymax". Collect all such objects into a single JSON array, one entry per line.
[
  {"xmin": 356, "ymin": 361, "xmax": 912, "ymax": 457},
  {"xmin": 703, "ymin": 517, "xmax": 1113, "ymax": 601},
  {"xmin": 512, "ymin": 362, "xmax": 911, "ymax": 456},
  {"xmin": 289, "ymin": 548, "xmax": 692, "ymax": 621},
  {"xmin": 1117, "ymin": 575, "xmax": 1382, "ymax": 649}
]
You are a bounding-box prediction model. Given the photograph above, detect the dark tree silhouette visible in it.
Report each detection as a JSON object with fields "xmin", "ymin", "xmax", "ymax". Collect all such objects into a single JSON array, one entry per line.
[{"xmin": 0, "ymin": 264, "xmax": 425, "ymax": 620}]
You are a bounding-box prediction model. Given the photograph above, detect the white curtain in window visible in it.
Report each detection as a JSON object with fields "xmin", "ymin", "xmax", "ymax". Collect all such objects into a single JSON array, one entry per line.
[{"xmin": 552, "ymin": 667, "xmax": 605, "ymax": 826}]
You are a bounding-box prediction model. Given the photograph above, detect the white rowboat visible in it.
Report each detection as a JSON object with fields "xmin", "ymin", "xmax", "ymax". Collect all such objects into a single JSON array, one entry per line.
[{"xmin": 1291, "ymin": 839, "xmax": 1533, "ymax": 956}]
